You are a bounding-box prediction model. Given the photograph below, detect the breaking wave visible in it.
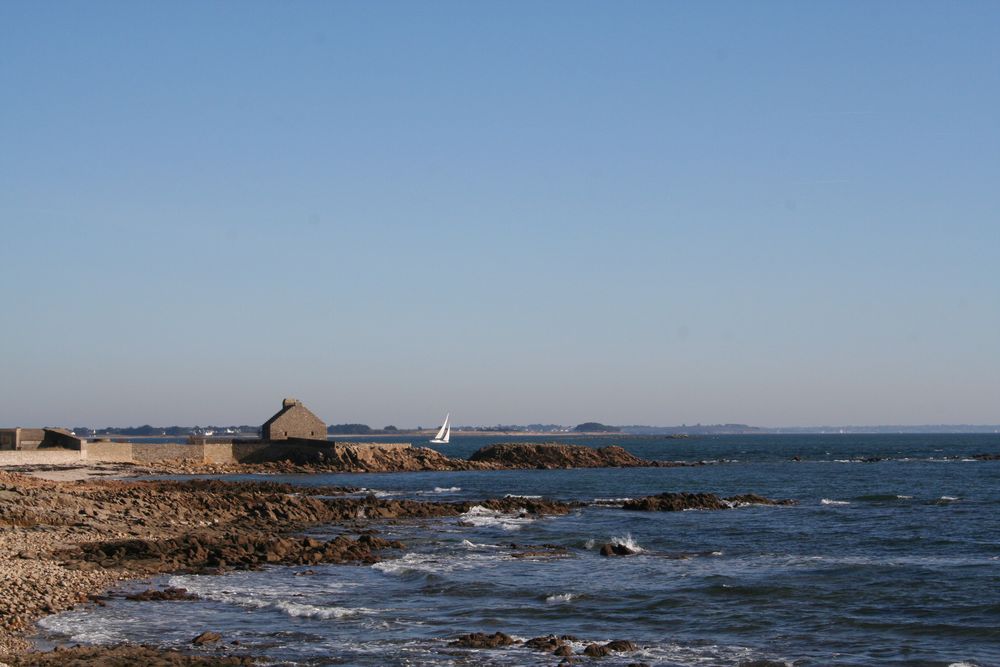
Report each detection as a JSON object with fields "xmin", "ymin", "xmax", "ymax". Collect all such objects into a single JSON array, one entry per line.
[
  {"xmin": 458, "ymin": 505, "xmax": 534, "ymax": 530},
  {"xmin": 610, "ymin": 533, "xmax": 644, "ymax": 553}
]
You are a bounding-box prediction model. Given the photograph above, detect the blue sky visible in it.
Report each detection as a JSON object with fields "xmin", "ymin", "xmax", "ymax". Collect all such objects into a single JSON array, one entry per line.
[{"xmin": 2, "ymin": 1, "xmax": 998, "ymax": 427}]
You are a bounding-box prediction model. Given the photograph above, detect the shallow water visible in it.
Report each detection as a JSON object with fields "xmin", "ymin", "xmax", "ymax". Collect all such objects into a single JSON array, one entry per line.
[{"xmin": 38, "ymin": 434, "xmax": 1000, "ymax": 666}]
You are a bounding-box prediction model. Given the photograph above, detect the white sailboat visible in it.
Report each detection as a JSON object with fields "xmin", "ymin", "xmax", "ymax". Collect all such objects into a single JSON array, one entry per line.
[{"xmin": 430, "ymin": 413, "xmax": 451, "ymax": 444}]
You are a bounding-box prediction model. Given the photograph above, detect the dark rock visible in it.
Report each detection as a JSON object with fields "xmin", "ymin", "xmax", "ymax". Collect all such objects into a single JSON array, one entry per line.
[
  {"xmin": 526, "ymin": 635, "xmax": 568, "ymax": 653},
  {"xmin": 600, "ymin": 543, "xmax": 637, "ymax": 557},
  {"xmin": 191, "ymin": 630, "xmax": 222, "ymax": 645},
  {"xmin": 605, "ymin": 639, "xmax": 639, "ymax": 652}
]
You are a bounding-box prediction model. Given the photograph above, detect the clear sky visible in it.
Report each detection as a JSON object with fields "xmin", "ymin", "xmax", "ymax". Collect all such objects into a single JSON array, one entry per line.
[{"xmin": 2, "ymin": 1, "xmax": 998, "ymax": 428}]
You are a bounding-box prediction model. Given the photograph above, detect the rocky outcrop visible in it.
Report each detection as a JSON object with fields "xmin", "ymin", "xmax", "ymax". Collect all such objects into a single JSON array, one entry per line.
[
  {"xmin": 622, "ymin": 492, "xmax": 795, "ymax": 512},
  {"xmin": 147, "ymin": 442, "xmax": 703, "ymax": 474},
  {"xmin": 468, "ymin": 443, "xmax": 685, "ymax": 469}
]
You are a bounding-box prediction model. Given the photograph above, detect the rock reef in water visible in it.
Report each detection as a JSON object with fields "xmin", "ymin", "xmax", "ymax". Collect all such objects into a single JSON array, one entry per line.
[
  {"xmin": 450, "ymin": 632, "xmax": 517, "ymax": 648},
  {"xmin": 468, "ymin": 443, "xmax": 689, "ymax": 469},
  {"xmin": 622, "ymin": 492, "xmax": 796, "ymax": 511}
]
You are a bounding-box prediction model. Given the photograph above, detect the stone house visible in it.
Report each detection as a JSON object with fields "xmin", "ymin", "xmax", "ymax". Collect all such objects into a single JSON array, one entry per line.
[{"xmin": 261, "ymin": 398, "xmax": 327, "ymax": 441}]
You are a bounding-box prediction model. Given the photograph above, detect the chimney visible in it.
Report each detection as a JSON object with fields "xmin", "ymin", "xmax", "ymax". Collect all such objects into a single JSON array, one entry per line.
[{"xmin": 283, "ymin": 398, "xmax": 300, "ymax": 408}]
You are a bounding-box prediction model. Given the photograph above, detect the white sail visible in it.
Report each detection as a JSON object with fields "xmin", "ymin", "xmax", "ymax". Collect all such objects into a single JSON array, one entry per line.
[{"xmin": 431, "ymin": 414, "xmax": 450, "ymax": 443}]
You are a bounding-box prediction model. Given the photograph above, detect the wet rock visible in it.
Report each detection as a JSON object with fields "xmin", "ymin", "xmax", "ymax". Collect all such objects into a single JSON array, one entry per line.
[
  {"xmin": 451, "ymin": 631, "xmax": 517, "ymax": 648},
  {"xmin": 555, "ymin": 644, "xmax": 574, "ymax": 656},
  {"xmin": 583, "ymin": 643, "xmax": 612, "ymax": 657},
  {"xmin": 191, "ymin": 630, "xmax": 222, "ymax": 645},
  {"xmin": 124, "ymin": 587, "xmax": 198, "ymax": 601}
]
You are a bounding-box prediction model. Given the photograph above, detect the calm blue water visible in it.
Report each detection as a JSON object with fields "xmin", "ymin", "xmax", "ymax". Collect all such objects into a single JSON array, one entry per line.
[{"xmin": 39, "ymin": 435, "xmax": 1000, "ymax": 666}]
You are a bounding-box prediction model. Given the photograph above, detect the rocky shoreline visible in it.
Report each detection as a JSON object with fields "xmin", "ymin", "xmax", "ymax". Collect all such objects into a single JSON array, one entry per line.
[
  {"xmin": 0, "ymin": 450, "xmax": 788, "ymax": 665},
  {"xmin": 141, "ymin": 441, "xmax": 708, "ymax": 475},
  {"xmin": 0, "ymin": 470, "xmax": 578, "ymax": 663}
]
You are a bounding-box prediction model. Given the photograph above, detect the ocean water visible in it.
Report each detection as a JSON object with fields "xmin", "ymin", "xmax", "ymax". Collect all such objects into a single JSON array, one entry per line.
[{"xmin": 38, "ymin": 435, "xmax": 1000, "ymax": 666}]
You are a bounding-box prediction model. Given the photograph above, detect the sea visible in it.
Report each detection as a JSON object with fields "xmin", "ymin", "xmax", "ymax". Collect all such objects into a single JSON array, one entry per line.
[{"xmin": 37, "ymin": 434, "xmax": 1000, "ymax": 666}]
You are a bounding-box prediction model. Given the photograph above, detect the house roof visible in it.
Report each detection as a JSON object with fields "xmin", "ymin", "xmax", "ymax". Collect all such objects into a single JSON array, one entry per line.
[{"xmin": 262, "ymin": 398, "xmax": 324, "ymax": 429}]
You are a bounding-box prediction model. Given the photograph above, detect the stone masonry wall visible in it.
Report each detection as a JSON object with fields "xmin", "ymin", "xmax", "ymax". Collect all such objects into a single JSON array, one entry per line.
[{"xmin": 81, "ymin": 441, "xmax": 133, "ymax": 463}]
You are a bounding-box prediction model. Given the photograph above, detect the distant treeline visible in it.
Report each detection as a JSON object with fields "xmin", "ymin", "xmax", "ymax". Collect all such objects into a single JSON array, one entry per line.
[{"xmin": 327, "ymin": 424, "xmax": 400, "ymax": 435}]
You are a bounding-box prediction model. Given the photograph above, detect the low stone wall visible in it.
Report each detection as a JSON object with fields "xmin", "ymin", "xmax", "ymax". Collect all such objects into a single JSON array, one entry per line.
[
  {"xmin": 201, "ymin": 443, "xmax": 232, "ymax": 464},
  {"xmin": 0, "ymin": 441, "xmax": 416, "ymax": 467},
  {"xmin": 131, "ymin": 443, "xmax": 205, "ymax": 464},
  {"xmin": 0, "ymin": 449, "xmax": 82, "ymax": 466}
]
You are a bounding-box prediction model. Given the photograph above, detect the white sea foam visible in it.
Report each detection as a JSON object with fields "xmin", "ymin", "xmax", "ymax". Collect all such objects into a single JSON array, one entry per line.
[
  {"xmin": 939, "ymin": 495, "xmax": 959, "ymax": 501},
  {"xmin": 373, "ymin": 551, "xmax": 505, "ymax": 576},
  {"xmin": 433, "ymin": 486, "xmax": 461, "ymax": 493},
  {"xmin": 821, "ymin": 499, "xmax": 850, "ymax": 506},
  {"xmin": 273, "ymin": 601, "xmax": 371, "ymax": 619},
  {"xmin": 37, "ymin": 614, "xmax": 126, "ymax": 644},
  {"xmin": 545, "ymin": 592, "xmax": 577, "ymax": 604},
  {"xmin": 896, "ymin": 495, "xmax": 914, "ymax": 499},
  {"xmin": 460, "ymin": 539, "xmax": 501, "ymax": 549},
  {"xmin": 354, "ymin": 488, "xmax": 396, "ymax": 498},
  {"xmin": 372, "ymin": 553, "xmax": 452, "ymax": 575},
  {"xmin": 584, "ymin": 538, "xmax": 596, "ymax": 550},
  {"xmin": 458, "ymin": 505, "xmax": 533, "ymax": 530},
  {"xmin": 504, "ymin": 494, "xmax": 542, "ymax": 499},
  {"xmin": 592, "ymin": 497, "xmax": 633, "ymax": 506},
  {"xmin": 610, "ymin": 533, "xmax": 644, "ymax": 553},
  {"xmin": 165, "ymin": 574, "xmax": 369, "ymax": 620}
]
